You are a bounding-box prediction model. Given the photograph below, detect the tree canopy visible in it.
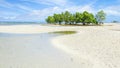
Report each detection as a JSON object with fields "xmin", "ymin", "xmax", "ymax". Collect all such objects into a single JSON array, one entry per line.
[
  {"xmin": 96, "ymin": 10, "xmax": 106, "ymax": 24},
  {"xmin": 46, "ymin": 10, "xmax": 106, "ymax": 25}
]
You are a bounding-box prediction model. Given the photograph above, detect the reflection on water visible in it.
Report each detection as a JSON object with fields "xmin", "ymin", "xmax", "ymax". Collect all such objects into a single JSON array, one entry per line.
[{"xmin": 0, "ymin": 33, "xmax": 90, "ymax": 68}]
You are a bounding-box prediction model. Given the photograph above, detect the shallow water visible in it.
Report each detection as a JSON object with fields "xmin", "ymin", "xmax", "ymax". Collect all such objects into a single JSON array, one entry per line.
[
  {"xmin": 0, "ymin": 33, "xmax": 89, "ymax": 68},
  {"xmin": 0, "ymin": 22, "xmax": 42, "ymax": 25}
]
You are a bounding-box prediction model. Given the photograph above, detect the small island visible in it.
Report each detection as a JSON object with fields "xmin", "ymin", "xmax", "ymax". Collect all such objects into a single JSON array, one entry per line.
[
  {"xmin": 0, "ymin": 0, "xmax": 120, "ymax": 68},
  {"xmin": 46, "ymin": 10, "xmax": 106, "ymax": 25}
]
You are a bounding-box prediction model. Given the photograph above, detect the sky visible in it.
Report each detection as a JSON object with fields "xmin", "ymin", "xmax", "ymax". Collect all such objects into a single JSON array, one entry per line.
[{"xmin": 0, "ymin": 0, "xmax": 120, "ymax": 22}]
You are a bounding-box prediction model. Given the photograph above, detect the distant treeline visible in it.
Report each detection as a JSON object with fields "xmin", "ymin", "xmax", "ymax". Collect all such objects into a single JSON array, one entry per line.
[{"xmin": 46, "ymin": 10, "xmax": 106, "ymax": 25}]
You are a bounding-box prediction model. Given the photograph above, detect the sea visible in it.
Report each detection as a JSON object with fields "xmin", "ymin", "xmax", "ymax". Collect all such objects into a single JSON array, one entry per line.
[
  {"xmin": 0, "ymin": 21, "xmax": 119, "ymax": 25},
  {"xmin": 0, "ymin": 21, "xmax": 45, "ymax": 25},
  {"xmin": 0, "ymin": 21, "xmax": 84, "ymax": 68}
]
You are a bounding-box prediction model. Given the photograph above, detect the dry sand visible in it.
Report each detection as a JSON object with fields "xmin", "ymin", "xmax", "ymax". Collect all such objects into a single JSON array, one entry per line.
[
  {"xmin": 0, "ymin": 23, "xmax": 120, "ymax": 68},
  {"xmin": 52, "ymin": 23, "xmax": 120, "ymax": 68},
  {"xmin": 0, "ymin": 25, "xmax": 79, "ymax": 34}
]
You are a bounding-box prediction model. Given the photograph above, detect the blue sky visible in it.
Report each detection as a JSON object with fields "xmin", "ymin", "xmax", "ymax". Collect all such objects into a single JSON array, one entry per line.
[{"xmin": 0, "ymin": 0, "xmax": 120, "ymax": 22}]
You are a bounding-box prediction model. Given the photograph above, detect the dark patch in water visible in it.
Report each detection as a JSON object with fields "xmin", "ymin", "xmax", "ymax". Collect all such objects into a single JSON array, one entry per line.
[{"xmin": 49, "ymin": 31, "xmax": 77, "ymax": 35}]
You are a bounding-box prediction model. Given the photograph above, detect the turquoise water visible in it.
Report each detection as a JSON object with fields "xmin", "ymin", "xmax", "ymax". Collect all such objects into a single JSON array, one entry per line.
[
  {"xmin": 0, "ymin": 21, "xmax": 119, "ymax": 26},
  {"xmin": 0, "ymin": 22, "xmax": 44, "ymax": 25},
  {"xmin": 0, "ymin": 33, "xmax": 85, "ymax": 68}
]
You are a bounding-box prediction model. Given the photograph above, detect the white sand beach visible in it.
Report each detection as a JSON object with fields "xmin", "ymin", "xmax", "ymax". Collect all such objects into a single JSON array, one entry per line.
[
  {"xmin": 0, "ymin": 23, "xmax": 120, "ymax": 68},
  {"xmin": 52, "ymin": 23, "xmax": 120, "ymax": 68}
]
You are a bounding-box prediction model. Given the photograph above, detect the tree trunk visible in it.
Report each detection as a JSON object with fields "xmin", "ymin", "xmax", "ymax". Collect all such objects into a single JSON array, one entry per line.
[
  {"xmin": 83, "ymin": 22, "xmax": 85, "ymax": 25},
  {"xmin": 59, "ymin": 22, "xmax": 61, "ymax": 25},
  {"xmin": 65, "ymin": 22, "xmax": 67, "ymax": 25}
]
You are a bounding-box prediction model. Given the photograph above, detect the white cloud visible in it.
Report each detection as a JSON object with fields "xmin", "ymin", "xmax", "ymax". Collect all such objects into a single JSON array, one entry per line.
[
  {"xmin": 0, "ymin": 0, "xmax": 98, "ymax": 21},
  {"xmin": 0, "ymin": 0, "xmax": 33, "ymax": 13},
  {"xmin": 0, "ymin": 16, "xmax": 17, "ymax": 20},
  {"xmin": 12, "ymin": 7, "xmax": 63, "ymax": 21},
  {"xmin": 14, "ymin": 0, "xmax": 97, "ymax": 21},
  {"xmin": 102, "ymin": 6, "xmax": 120, "ymax": 16},
  {"xmin": 4, "ymin": 5, "xmax": 120, "ymax": 21},
  {"xmin": 22, "ymin": 0, "xmax": 72, "ymax": 7},
  {"xmin": 65, "ymin": 5, "xmax": 96, "ymax": 13},
  {"xmin": 16, "ymin": 4, "xmax": 33, "ymax": 11},
  {"xmin": 12, "ymin": 5, "xmax": 96, "ymax": 21},
  {"xmin": 0, "ymin": 0, "xmax": 13, "ymax": 8},
  {"xmin": 1, "ymin": 0, "xmax": 120, "ymax": 22},
  {"xmin": 4, "ymin": 16, "xmax": 16, "ymax": 20}
]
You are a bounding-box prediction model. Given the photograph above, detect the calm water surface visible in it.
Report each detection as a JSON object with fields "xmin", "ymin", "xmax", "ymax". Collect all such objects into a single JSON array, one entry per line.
[{"xmin": 0, "ymin": 33, "xmax": 88, "ymax": 68}]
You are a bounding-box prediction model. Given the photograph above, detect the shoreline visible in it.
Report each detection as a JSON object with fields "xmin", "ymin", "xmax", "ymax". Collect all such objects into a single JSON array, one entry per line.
[
  {"xmin": 0, "ymin": 23, "xmax": 119, "ymax": 34},
  {"xmin": 0, "ymin": 23, "xmax": 120, "ymax": 68},
  {"xmin": 0, "ymin": 24, "xmax": 79, "ymax": 34}
]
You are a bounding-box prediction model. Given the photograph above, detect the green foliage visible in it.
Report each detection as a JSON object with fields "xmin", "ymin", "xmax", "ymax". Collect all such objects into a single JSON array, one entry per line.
[
  {"xmin": 69, "ymin": 14, "xmax": 75, "ymax": 24},
  {"xmin": 82, "ymin": 11, "xmax": 90, "ymax": 25},
  {"xmin": 45, "ymin": 10, "xmax": 106, "ymax": 25},
  {"xmin": 64, "ymin": 11, "xmax": 71, "ymax": 24},
  {"xmin": 46, "ymin": 16, "xmax": 55, "ymax": 24},
  {"xmin": 53, "ymin": 14, "xmax": 59, "ymax": 23},
  {"xmin": 75, "ymin": 12, "xmax": 83, "ymax": 24},
  {"xmin": 81, "ymin": 11, "xmax": 97, "ymax": 25},
  {"xmin": 96, "ymin": 10, "xmax": 106, "ymax": 24}
]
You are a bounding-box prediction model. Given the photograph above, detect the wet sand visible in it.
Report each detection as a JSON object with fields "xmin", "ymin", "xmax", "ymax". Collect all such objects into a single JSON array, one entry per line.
[
  {"xmin": 0, "ymin": 33, "xmax": 91, "ymax": 68},
  {"xmin": 0, "ymin": 23, "xmax": 120, "ymax": 68}
]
